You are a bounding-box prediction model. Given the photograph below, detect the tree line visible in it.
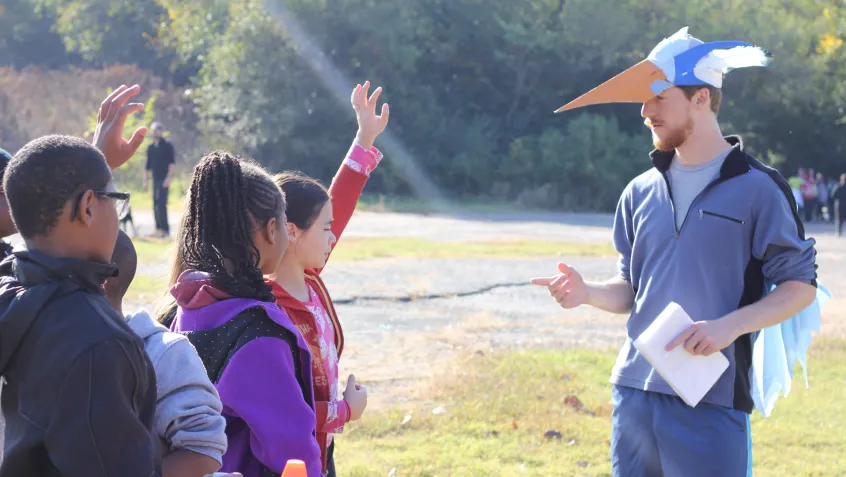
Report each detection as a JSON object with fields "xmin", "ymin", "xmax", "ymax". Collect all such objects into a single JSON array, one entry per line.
[{"xmin": 1, "ymin": 0, "xmax": 844, "ymax": 211}]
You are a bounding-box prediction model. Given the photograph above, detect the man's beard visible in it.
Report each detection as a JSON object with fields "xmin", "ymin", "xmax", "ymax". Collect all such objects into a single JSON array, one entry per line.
[{"xmin": 651, "ymin": 117, "xmax": 693, "ymax": 152}]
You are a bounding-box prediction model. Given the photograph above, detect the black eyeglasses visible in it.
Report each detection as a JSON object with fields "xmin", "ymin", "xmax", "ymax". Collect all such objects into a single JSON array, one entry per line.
[{"xmin": 69, "ymin": 190, "xmax": 131, "ymax": 221}]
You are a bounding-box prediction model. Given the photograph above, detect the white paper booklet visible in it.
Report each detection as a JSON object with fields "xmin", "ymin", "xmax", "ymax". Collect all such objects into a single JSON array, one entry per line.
[{"xmin": 633, "ymin": 302, "xmax": 730, "ymax": 408}]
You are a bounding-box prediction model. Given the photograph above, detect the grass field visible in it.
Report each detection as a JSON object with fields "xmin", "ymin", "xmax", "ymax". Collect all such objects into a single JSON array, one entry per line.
[
  {"xmin": 132, "ymin": 237, "xmax": 178, "ymax": 264},
  {"xmin": 336, "ymin": 341, "xmax": 846, "ymax": 477},
  {"xmin": 128, "ymin": 236, "xmax": 615, "ymax": 266},
  {"xmin": 119, "ymin": 188, "xmax": 550, "ymax": 220}
]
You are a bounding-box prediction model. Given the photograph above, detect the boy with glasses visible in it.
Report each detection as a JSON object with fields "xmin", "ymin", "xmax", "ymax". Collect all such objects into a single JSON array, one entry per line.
[{"xmin": 0, "ymin": 115, "xmax": 161, "ymax": 476}]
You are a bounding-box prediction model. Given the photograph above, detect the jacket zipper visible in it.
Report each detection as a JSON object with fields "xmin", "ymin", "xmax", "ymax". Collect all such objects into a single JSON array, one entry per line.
[
  {"xmin": 699, "ymin": 209, "xmax": 745, "ymax": 224},
  {"xmin": 661, "ymin": 173, "xmax": 681, "ymax": 238},
  {"xmin": 662, "ymin": 173, "xmax": 732, "ymax": 239}
]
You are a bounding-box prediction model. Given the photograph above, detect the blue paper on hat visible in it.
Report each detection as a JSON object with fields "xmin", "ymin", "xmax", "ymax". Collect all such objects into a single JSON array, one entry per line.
[{"xmin": 556, "ymin": 26, "xmax": 771, "ymax": 112}]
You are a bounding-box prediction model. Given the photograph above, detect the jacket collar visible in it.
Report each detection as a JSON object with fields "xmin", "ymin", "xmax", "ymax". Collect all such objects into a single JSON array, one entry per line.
[
  {"xmin": 8, "ymin": 249, "xmax": 117, "ymax": 294},
  {"xmin": 649, "ymin": 135, "xmax": 750, "ymax": 179},
  {"xmin": 267, "ymin": 278, "xmax": 311, "ymax": 314}
]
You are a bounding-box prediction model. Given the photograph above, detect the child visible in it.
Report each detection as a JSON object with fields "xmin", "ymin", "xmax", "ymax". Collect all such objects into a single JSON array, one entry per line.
[
  {"xmin": 269, "ymin": 81, "xmax": 389, "ymax": 476},
  {"xmin": 155, "ymin": 213, "xmax": 189, "ymax": 328},
  {"xmin": 0, "ymin": 135, "xmax": 160, "ymax": 476},
  {"xmin": 0, "ymin": 147, "xmax": 15, "ymax": 259},
  {"xmin": 104, "ymin": 230, "xmax": 230, "ymax": 477},
  {"xmin": 169, "ymin": 152, "xmax": 323, "ymax": 476}
]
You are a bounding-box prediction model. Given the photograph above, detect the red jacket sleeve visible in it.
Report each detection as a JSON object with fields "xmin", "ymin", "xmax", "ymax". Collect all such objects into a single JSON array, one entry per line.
[
  {"xmin": 313, "ymin": 142, "xmax": 382, "ymax": 274},
  {"xmin": 314, "ymin": 399, "xmax": 351, "ymax": 434}
]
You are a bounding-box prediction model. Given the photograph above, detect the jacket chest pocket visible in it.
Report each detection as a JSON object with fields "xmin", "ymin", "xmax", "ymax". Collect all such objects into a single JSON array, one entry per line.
[
  {"xmin": 694, "ymin": 208, "xmax": 749, "ymax": 256},
  {"xmin": 699, "ymin": 209, "xmax": 745, "ymax": 225}
]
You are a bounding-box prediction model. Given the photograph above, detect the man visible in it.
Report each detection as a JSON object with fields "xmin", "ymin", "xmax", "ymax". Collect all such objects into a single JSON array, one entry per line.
[
  {"xmin": 833, "ymin": 173, "xmax": 846, "ymax": 236},
  {"xmin": 533, "ymin": 27, "xmax": 817, "ymax": 476},
  {"xmin": 144, "ymin": 122, "xmax": 175, "ymax": 238}
]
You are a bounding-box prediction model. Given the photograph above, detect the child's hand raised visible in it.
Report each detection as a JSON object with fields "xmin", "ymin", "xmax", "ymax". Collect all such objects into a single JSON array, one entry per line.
[
  {"xmin": 351, "ymin": 81, "xmax": 389, "ymax": 150},
  {"xmin": 93, "ymin": 84, "xmax": 148, "ymax": 170},
  {"xmin": 343, "ymin": 374, "xmax": 368, "ymax": 421}
]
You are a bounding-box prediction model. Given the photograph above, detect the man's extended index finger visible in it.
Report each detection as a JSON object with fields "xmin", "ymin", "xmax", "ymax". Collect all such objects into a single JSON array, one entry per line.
[{"xmin": 530, "ymin": 276, "xmax": 554, "ymax": 286}]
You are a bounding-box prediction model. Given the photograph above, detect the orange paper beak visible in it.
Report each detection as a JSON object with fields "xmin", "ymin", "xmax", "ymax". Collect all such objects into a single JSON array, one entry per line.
[{"xmin": 555, "ymin": 60, "xmax": 668, "ymax": 113}]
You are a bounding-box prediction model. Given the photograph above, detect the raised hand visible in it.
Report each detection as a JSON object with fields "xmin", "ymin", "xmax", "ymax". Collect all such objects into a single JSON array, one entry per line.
[
  {"xmin": 530, "ymin": 262, "xmax": 589, "ymax": 309},
  {"xmin": 92, "ymin": 84, "xmax": 147, "ymax": 170},
  {"xmin": 351, "ymin": 81, "xmax": 389, "ymax": 150}
]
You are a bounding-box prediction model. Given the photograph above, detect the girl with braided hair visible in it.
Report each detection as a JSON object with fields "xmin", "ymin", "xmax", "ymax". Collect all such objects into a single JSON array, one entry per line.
[
  {"xmin": 168, "ymin": 152, "xmax": 324, "ymax": 477},
  {"xmin": 267, "ymin": 81, "xmax": 389, "ymax": 476}
]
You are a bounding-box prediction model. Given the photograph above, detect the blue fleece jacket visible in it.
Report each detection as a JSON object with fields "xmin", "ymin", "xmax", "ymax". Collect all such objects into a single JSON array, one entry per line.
[{"xmin": 611, "ymin": 135, "xmax": 817, "ymax": 413}]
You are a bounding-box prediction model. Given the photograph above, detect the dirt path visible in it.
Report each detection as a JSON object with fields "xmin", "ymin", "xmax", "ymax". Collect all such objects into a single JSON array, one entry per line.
[{"xmin": 323, "ymin": 255, "xmax": 627, "ymax": 408}]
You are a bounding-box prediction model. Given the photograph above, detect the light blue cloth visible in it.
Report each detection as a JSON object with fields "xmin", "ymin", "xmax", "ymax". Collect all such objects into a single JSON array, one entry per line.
[{"xmin": 750, "ymin": 283, "xmax": 831, "ymax": 417}]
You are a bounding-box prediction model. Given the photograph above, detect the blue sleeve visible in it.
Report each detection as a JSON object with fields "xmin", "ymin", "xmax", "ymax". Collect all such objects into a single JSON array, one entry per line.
[
  {"xmin": 752, "ymin": 179, "xmax": 817, "ymax": 286},
  {"xmin": 612, "ymin": 185, "xmax": 635, "ymax": 283}
]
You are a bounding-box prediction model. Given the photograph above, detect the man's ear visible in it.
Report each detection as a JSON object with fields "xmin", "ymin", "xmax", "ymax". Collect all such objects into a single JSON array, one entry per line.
[{"xmin": 695, "ymin": 87, "xmax": 711, "ymax": 109}]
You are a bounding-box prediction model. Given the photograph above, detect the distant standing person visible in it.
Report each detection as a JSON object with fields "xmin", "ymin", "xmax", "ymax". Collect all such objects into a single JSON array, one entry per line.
[
  {"xmin": 816, "ymin": 172, "xmax": 830, "ymax": 222},
  {"xmin": 145, "ymin": 123, "xmax": 175, "ymax": 238},
  {"xmin": 833, "ymin": 174, "xmax": 846, "ymax": 236}
]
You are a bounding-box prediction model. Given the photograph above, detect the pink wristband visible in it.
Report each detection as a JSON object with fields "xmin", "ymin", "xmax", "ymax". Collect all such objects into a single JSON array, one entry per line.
[{"xmin": 343, "ymin": 143, "xmax": 383, "ymax": 177}]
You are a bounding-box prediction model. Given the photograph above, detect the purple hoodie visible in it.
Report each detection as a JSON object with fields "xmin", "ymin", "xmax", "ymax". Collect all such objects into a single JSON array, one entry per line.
[{"xmin": 170, "ymin": 271, "xmax": 323, "ymax": 477}]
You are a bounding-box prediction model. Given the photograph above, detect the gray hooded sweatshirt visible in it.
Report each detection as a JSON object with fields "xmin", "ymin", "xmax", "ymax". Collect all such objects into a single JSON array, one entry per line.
[{"xmin": 125, "ymin": 310, "xmax": 228, "ymax": 463}]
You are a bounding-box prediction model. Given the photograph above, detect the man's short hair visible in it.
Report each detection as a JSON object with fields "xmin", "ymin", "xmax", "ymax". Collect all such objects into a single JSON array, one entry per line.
[
  {"xmin": 106, "ymin": 230, "xmax": 137, "ymax": 304},
  {"xmin": 4, "ymin": 135, "xmax": 112, "ymax": 238},
  {"xmin": 679, "ymin": 85, "xmax": 723, "ymax": 115}
]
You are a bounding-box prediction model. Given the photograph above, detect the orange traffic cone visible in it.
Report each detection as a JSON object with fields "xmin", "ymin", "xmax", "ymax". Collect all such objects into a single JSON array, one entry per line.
[{"xmin": 280, "ymin": 459, "xmax": 307, "ymax": 477}]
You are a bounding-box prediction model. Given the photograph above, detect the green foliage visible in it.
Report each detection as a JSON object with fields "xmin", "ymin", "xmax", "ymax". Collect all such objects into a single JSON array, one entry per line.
[
  {"xmin": 4, "ymin": 0, "xmax": 846, "ymax": 211},
  {"xmin": 0, "ymin": 0, "xmax": 72, "ymax": 68},
  {"xmin": 504, "ymin": 114, "xmax": 651, "ymax": 210},
  {"xmin": 26, "ymin": 0, "xmax": 177, "ymax": 74}
]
